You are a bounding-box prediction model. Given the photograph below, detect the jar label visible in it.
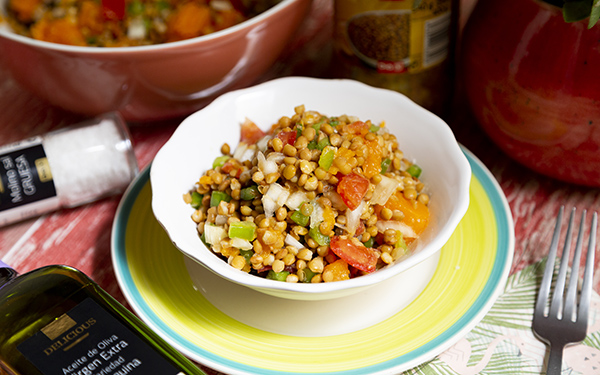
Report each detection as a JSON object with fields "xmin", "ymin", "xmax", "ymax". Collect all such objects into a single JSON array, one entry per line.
[
  {"xmin": 17, "ymin": 298, "xmax": 188, "ymax": 374},
  {"xmin": 334, "ymin": 0, "xmax": 452, "ymax": 74},
  {"xmin": 0, "ymin": 139, "xmax": 57, "ymax": 212}
]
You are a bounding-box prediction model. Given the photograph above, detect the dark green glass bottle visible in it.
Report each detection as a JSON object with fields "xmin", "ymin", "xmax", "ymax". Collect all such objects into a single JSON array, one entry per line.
[{"xmin": 0, "ymin": 262, "xmax": 206, "ymax": 375}]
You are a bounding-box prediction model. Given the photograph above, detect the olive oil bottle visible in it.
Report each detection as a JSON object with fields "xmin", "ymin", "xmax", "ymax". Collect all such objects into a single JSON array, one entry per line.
[{"xmin": 0, "ymin": 261, "xmax": 206, "ymax": 375}]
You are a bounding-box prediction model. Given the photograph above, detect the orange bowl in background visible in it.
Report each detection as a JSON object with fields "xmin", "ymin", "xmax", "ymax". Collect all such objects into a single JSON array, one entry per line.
[{"xmin": 0, "ymin": 0, "xmax": 312, "ymax": 122}]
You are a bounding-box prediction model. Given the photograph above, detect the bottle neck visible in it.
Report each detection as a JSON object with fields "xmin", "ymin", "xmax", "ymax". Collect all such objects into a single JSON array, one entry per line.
[{"xmin": 0, "ymin": 260, "xmax": 18, "ymax": 289}]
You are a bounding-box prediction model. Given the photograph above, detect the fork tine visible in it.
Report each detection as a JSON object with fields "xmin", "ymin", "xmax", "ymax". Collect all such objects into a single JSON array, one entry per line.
[
  {"xmin": 578, "ymin": 212, "xmax": 597, "ymax": 325},
  {"xmin": 549, "ymin": 208, "xmax": 575, "ymax": 319},
  {"xmin": 535, "ymin": 206, "xmax": 564, "ymax": 319},
  {"xmin": 564, "ymin": 209, "xmax": 586, "ymax": 321}
]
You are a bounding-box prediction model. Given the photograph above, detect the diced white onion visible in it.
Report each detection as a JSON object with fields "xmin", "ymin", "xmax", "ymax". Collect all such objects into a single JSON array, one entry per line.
[
  {"xmin": 215, "ymin": 214, "xmax": 228, "ymax": 225},
  {"xmin": 210, "ymin": 0, "xmax": 233, "ymax": 11},
  {"xmin": 345, "ymin": 201, "xmax": 366, "ymax": 235},
  {"xmin": 257, "ymin": 151, "xmax": 278, "ymax": 175},
  {"xmin": 309, "ymin": 199, "xmax": 324, "ymax": 228},
  {"xmin": 233, "ymin": 142, "xmax": 252, "ymax": 161},
  {"xmin": 262, "ymin": 182, "xmax": 290, "ymax": 217},
  {"xmin": 127, "ymin": 18, "xmax": 146, "ymax": 40},
  {"xmin": 285, "ymin": 234, "xmax": 304, "ymax": 249},
  {"xmin": 323, "ymin": 188, "xmax": 347, "ymax": 211},
  {"xmin": 375, "ymin": 220, "xmax": 418, "ymax": 239},
  {"xmin": 231, "ymin": 237, "xmax": 253, "ymax": 250},
  {"xmin": 262, "ymin": 195, "xmax": 277, "ymax": 218},
  {"xmin": 267, "ymin": 152, "xmax": 285, "ymax": 163},
  {"xmin": 257, "ymin": 135, "xmax": 272, "ymax": 153},
  {"xmin": 371, "ymin": 175, "xmax": 400, "ymax": 205},
  {"xmin": 285, "ymin": 191, "xmax": 309, "ymax": 210},
  {"xmin": 203, "ymin": 224, "xmax": 227, "ymax": 251}
]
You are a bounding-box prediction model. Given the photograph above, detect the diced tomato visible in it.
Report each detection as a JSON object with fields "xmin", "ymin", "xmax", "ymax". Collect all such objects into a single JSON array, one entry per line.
[
  {"xmin": 330, "ymin": 236, "xmax": 378, "ymax": 273},
  {"xmin": 337, "ymin": 173, "xmax": 369, "ymax": 210},
  {"xmin": 276, "ymin": 130, "xmax": 297, "ymax": 146},
  {"xmin": 221, "ymin": 160, "xmax": 242, "ymax": 178},
  {"xmin": 240, "ymin": 118, "xmax": 266, "ymax": 144},
  {"xmin": 101, "ymin": 0, "xmax": 125, "ymax": 20},
  {"xmin": 355, "ymin": 220, "xmax": 365, "ymax": 236},
  {"xmin": 343, "ymin": 121, "xmax": 369, "ymax": 136}
]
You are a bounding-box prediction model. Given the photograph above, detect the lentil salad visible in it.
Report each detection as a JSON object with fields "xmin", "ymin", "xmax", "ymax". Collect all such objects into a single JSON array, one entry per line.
[
  {"xmin": 3, "ymin": 0, "xmax": 279, "ymax": 47},
  {"xmin": 183, "ymin": 105, "xmax": 431, "ymax": 283}
]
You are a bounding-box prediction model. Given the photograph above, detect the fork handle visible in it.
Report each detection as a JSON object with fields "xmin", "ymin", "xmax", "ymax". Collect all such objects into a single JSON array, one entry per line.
[{"xmin": 546, "ymin": 344, "xmax": 564, "ymax": 375}]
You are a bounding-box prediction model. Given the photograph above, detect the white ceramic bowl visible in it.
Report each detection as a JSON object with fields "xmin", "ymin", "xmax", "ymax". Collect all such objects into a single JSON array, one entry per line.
[
  {"xmin": 0, "ymin": 0, "xmax": 310, "ymax": 122},
  {"xmin": 150, "ymin": 77, "xmax": 471, "ymax": 300}
]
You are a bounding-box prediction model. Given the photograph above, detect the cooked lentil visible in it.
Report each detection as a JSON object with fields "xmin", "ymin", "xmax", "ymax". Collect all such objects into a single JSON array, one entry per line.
[{"xmin": 185, "ymin": 106, "xmax": 431, "ymax": 282}]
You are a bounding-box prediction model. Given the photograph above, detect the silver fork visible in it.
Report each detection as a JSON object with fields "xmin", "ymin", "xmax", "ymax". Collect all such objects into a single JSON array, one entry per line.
[{"xmin": 533, "ymin": 206, "xmax": 597, "ymax": 374}]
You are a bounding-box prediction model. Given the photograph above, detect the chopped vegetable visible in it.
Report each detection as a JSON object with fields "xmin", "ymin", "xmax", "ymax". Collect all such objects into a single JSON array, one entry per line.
[
  {"xmin": 102, "ymin": 0, "xmax": 125, "ymax": 21},
  {"xmin": 290, "ymin": 210, "xmax": 310, "ymax": 227},
  {"xmin": 322, "ymin": 259, "xmax": 350, "ymax": 282},
  {"xmin": 267, "ymin": 270, "xmax": 290, "ymax": 281},
  {"xmin": 371, "ymin": 175, "xmax": 400, "ymax": 206},
  {"xmin": 330, "ymin": 236, "xmax": 378, "ymax": 273},
  {"xmin": 210, "ymin": 191, "xmax": 231, "ymax": 207},
  {"xmin": 309, "ymin": 225, "xmax": 331, "ymax": 246},
  {"xmin": 318, "ymin": 146, "xmax": 336, "ymax": 170},
  {"xmin": 228, "ymin": 221, "xmax": 257, "ymax": 241},
  {"xmin": 407, "ymin": 164, "xmax": 422, "ymax": 178},
  {"xmin": 380, "ymin": 158, "xmax": 392, "ymax": 174},
  {"xmin": 213, "ymin": 155, "xmax": 231, "ymax": 169},
  {"xmin": 337, "ymin": 173, "xmax": 369, "ymax": 210},
  {"xmin": 240, "ymin": 185, "xmax": 260, "ymax": 200},
  {"xmin": 240, "ymin": 118, "xmax": 266, "ymax": 144},
  {"xmin": 190, "ymin": 191, "xmax": 203, "ymax": 209},
  {"xmin": 277, "ymin": 131, "xmax": 297, "ymax": 146},
  {"xmin": 203, "ymin": 224, "xmax": 227, "ymax": 249}
]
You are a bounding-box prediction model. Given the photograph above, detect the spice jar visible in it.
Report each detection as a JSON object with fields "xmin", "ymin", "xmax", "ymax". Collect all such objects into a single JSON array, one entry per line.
[
  {"xmin": 0, "ymin": 112, "xmax": 138, "ymax": 226},
  {"xmin": 333, "ymin": 0, "xmax": 456, "ymax": 118}
]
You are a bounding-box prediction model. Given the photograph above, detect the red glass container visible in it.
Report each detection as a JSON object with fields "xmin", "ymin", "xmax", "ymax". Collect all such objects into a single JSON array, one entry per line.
[{"xmin": 461, "ymin": 0, "xmax": 600, "ymax": 186}]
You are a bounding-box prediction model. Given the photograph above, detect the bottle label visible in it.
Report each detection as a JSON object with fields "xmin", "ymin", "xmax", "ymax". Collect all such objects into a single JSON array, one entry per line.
[
  {"xmin": 334, "ymin": 0, "xmax": 452, "ymax": 74},
  {"xmin": 0, "ymin": 138, "xmax": 57, "ymax": 212},
  {"xmin": 17, "ymin": 298, "xmax": 187, "ymax": 375}
]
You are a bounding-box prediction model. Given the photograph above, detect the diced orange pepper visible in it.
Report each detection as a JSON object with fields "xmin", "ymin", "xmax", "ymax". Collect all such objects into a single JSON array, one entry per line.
[
  {"xmin": 379, "ymin": 191, "xmax": 430, "ymax": 238},
  {"xmin": 323, "ymin": 259, "xmax": 350, "ymax": 282},
  {"xmin": 31, "ymin": 17, "xmax": 87, "ymax": 46},
  {"xmin": 363, "ymin": 139, "xmax": 382, "ymax": 179},
  {"xmin": 167, "ymin": 3, "xmax": 211, "ymax": 41},
  {"xmin": 79, "ymin": 0, "xmax": 104, "ymax": 34},
  {"xmin": 198, "ymin": 175, "xmax": 213, "ymax": 185},
  {"xmin": 9, "ymin": 0, "xmax": 42, "ymax": 23}
]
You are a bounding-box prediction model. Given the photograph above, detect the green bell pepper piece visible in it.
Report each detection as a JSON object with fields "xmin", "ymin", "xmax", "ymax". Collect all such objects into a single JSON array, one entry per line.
[
  {"xmin": 309, "ymin": 224, "xmax": 330, "ymax": 246},
  {"xmin": 267, "ymin": 270, "xmax": 290, "ymax": 281},
  {"xmin": 212, "ymin": 155, "xmax": 231, "ymax": 169},
  {"xmin": 228, "ymin": 221, "xmax": 257, "ymax": 241},
  {"xmin": 210, "ymin": 191, "xmax": 231, "ymax": 207},
  {"xmin": 290, "ymin": 210, "xmax": 310, "ymax": 227},
  {"xmin": 318, "ymin": 146, "xmax": 336, "ymax": 171}
]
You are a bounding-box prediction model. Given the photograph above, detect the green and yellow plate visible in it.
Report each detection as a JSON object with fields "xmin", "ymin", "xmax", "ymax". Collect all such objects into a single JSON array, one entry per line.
[{"xmin": 111, "ymin": 147, "xmax": 514, "ymax": 374}]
